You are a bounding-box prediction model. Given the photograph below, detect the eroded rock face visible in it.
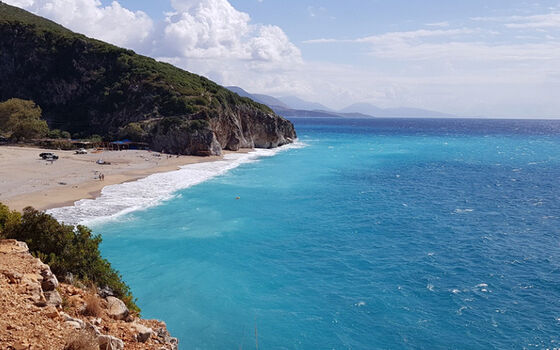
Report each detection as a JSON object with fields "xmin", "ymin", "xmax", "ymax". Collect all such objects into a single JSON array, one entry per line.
[
  {"xmin": 210, "ymin": 106, "xmax": 297, "ymax": 153},
  {"xmin": 152, "ymin": 126, "xmax": 223, "ymax": 156}
]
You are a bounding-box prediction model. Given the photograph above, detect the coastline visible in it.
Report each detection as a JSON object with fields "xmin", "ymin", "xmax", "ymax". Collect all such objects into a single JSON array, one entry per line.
[{"xmin": 0, "ymin": 146, "xmax": 251, "ymax": 212}]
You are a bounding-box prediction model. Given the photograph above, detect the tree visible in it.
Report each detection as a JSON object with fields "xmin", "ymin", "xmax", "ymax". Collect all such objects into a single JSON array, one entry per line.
[
  {"xmin": 0, "ymin": 98, "xmax": 48, "ymax": 140},
  {"xmin": 11, "ymin": 117, "xmax": 49, "ymax": 140}
]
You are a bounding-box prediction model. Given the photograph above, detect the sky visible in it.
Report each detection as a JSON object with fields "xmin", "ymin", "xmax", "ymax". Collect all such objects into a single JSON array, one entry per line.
[{"xmin": 4, "ymin": 0, "xmax": 560, "ymax": 118}]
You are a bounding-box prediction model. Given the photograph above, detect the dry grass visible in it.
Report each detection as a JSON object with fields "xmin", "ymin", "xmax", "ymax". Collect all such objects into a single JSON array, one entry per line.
[
  {"xmin": 82, "ymin": 293, "xmax": 103, "ymax": 317},
  {"xmin": 64, "ymin": 330, "xmax": 98, "ymax": 350}
]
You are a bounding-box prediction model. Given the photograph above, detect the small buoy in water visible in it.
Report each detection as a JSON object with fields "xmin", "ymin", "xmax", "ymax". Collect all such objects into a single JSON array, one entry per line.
[{"xmin": 236, "ymin": 196, "xmax": 240, "ymax": 200}]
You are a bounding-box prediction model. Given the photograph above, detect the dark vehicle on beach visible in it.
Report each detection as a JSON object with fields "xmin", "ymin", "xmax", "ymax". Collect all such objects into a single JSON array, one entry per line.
[{"xmin": 40, "ymin": 152, "xmax": 59, "ymax": 160}]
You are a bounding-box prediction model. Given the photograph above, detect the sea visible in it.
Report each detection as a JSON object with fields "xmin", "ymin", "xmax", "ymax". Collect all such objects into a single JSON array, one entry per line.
[{"xmin": 49, "ymin": 117, "xmax": 560, "ymax": 349}]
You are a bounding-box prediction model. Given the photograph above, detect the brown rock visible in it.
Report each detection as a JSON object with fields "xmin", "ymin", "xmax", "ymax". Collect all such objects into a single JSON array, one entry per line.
[
  {"xmin": 1, "ymin": 270, "xmax": 23, "ymax": 284},
  {"xmin": 44, "ymin": 305, "xmax": 59, "ymax": 319}
]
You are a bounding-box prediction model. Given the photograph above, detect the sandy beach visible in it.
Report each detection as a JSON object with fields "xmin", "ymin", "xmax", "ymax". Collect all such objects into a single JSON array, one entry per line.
[{"xmin": 0, "ymin": 146, "xmax": 245, "ymax": 211}]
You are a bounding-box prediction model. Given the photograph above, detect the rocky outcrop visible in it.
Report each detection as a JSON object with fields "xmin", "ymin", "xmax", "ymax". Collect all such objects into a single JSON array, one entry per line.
[
  {"xmin": 0, "ymin": 239, "xmax": 178, "ymax": 349},
  {"xmin": 0, "ymin": 2, "xmax": 296, "ymax": 156}
]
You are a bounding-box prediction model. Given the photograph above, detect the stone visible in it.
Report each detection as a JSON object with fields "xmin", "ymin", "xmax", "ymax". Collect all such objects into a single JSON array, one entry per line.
[
  {"xmin": 98, "ymin": 335, "xmax": 124, "ymax": 350},
  {"xmin": 98, "ymin": 286, "xmax": 115, "ymax": 298},
  {"xmin": 66, "ymin": 320, "xmax": 83, "ymax": 329},
  {"xmin": 40, "ymin": 269, "xmax": 58, "ymax": 291},
  {"xmin": 1, "ymin": 270, "xmax": 22, "ymax": 284},
  {"xmin": 61, "ymin": 312, "xmax": 85, "ymax": 329},
  {"xmin": 44, "ymin": 305, "xmax": 59, "ymax": 319},
  {"xmin": 132, "ymin": 323, "xmax": 153, "ymax": 343},
  {"xmin": 44, "ymin": 290, "xmax": 62, "ymax": 307},
  {"xmin": 85, "ymin": 322, "xmax": 101, "ymax": 336},
  {"xmin": 106, "ymin": 296, "xmax": 128, "ymax": 320}
]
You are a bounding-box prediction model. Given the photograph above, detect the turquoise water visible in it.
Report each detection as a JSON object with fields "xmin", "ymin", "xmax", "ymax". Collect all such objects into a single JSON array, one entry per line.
[{"xmin": 92, "ymin": 118, "xmax": 560, "ymax": 349}]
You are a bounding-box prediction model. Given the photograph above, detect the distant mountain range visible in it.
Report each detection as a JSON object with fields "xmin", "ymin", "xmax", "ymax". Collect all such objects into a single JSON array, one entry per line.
[{"xmin": 226, "ymin": 86, "xmax": 454, "ymax": 118}]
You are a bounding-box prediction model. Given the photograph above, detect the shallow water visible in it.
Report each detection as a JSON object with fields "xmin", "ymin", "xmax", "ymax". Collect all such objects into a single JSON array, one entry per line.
[{"xmin": 55, "ymin": 118, "xmax": 560, "ymax": 349}]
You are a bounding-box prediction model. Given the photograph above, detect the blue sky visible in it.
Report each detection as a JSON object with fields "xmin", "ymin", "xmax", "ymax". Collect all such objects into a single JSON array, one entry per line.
[{"xmin": 7, "ymin": 0, "xmax": 560, "ymax": 117}]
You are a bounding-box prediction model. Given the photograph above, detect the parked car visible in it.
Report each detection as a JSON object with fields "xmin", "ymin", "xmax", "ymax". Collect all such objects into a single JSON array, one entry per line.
[
  {"xmin": 40, "ymin": 152, "xmax": 59, "ymax": 160},
  {"xmin": 75, "ymin": 148, "xmax": 88, "ymax": 154}
]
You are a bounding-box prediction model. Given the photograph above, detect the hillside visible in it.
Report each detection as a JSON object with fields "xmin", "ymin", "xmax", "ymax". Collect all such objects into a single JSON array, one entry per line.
[
  {"xmin": 0, "ymin": 3, "xmax": 295, "ymax": 155},
  {"xmin": 0, "ymin": 239, "xmax": 178, "ymax": 349}
]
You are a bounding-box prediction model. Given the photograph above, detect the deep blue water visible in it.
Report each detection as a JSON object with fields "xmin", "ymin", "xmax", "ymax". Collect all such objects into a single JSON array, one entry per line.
[{"xmin": 94, "ymin": 118, "xmax": 560, "ymax": 349}]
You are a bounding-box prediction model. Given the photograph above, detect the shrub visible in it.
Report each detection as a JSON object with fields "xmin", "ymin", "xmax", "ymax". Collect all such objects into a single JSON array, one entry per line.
[
  {"xmin": 4, "ymin": 206, "xmax": 139, "ymax": 312},
  {"xmin": 83, "ymin": 293, "xmax": 102, "ymax": 317},
  {"xmin": 64, "ymin": 330, "xmax": 98, "ymax": 350},
  {"xmin": 118, "ymin": 122, "xmax": 147, "ymax": 142},
  {"xmin": 47, "ymin": 129, "xmax": 71, "ymax": 139}
]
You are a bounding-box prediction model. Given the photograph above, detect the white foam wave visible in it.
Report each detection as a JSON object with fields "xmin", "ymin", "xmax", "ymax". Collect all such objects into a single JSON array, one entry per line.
[{"xmin": 47, "ymin": 142, "xmax": 306, "ymax": 226}]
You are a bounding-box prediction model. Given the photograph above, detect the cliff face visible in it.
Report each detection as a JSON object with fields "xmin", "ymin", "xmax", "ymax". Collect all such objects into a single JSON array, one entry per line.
[{"xmin": 0, "ymin": 3, "xmax": 296, "ymax": 155}]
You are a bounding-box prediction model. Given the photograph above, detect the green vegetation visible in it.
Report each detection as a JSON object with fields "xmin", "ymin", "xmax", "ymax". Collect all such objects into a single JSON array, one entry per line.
[
  {"xmin": 0, "ymin": 203, "xmax": 139, "ymax": 312},
  {"xmin": 47, "ymin": 129, "xmax": 71, "ymax": 139},
  {"xmin": 0, "ymin": 98, "xmax": 49, "ymax": 140},
  {"xmin": 0, "ymin": 2, "xmax": 273, "ymax": 145}
]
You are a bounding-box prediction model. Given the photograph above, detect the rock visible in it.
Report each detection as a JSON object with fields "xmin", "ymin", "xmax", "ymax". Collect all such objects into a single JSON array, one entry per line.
[
  {"xmin": 44, "ymin": 305, "xmax": 59, "ymax": 319},
  {"xmin": 11, "ymin": 341, "xmax": 29, "ymax": 350},
  {"xmin": 156, "ymin": 327, "xmax": 179, "ymax": 349},
  {"xmin": 85, "ymin": 321, "xmax": 101, "ymax": 336},
  {"xmin": 66, "ymin": 320, "xmax": 84, "ymax": 329},
  {"xmin": 168, "ymin": 337, "xmax": 179, "ymax": 350},
  {"xmin": 98, "ymin": 286, "xmax": 115, "ymax": 298},
  {"xmin": 44, "ymin": 290, "xmax": 62, "ymax": 307},
  {"xmin": 1, "ymin": 270, "xmax": 22, "ymax": 284},
  {"xmin": 40, "ymin": 268, "xmax": 59, "ymax": 291},
  {"xmin": 98, "ymin": 335, "xmax": 124, "ymax": 350},
  {"xmin": 105, "ymin": 296, "xmax": 128, "ymax": 320},
  {"xmin": 64, "ymin": 272, "xmax": 74, "ymax": 284},
  {"xmin": 131, "ymin": 323, "xmax": 153, "ymax": 343},
  {"xmin": 61, "ymin": 312, "xmax": 85, "ymax": 329}
]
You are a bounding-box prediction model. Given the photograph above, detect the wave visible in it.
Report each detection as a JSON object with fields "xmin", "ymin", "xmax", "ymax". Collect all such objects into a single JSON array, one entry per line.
[{"xmin": 47, "ymin": 141, "xmax": 306, "ymax": 226}]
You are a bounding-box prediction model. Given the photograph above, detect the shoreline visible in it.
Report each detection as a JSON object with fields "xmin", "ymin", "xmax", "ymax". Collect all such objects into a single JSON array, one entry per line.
[{"xmin": 0, "ymin": 146, "xmax": 251, "ymax": 212}]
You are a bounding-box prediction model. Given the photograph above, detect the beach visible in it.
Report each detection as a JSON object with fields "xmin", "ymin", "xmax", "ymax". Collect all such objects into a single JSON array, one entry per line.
[{"xmin": 0, "ymin": 146, "xmax": 245, "ymax": 211}]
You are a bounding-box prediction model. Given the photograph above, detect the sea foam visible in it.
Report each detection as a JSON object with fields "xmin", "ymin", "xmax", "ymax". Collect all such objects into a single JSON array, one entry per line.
[{"xmin": 47, "ymin": 142, "xmax": 306, "ymax": 226}]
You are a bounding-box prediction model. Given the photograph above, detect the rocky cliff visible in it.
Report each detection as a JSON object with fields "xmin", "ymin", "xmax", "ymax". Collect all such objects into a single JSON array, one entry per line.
[
  {"xmin": 0, "ymin": 239, "xmax": 177, "ymax": 349},
  {"xmin": 0, "ymin": 2, "xmax": 296, "ymax": 155}
]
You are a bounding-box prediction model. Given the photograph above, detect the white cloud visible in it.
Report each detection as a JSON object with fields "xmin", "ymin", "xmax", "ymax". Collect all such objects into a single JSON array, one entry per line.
[
  {"xmin": 4, "ymin": 0, "xmax": 154, "ymax": 48},
  {"xmin": 162, "ymin": 0, "xmax": 301, "ymax": 65},
  {"xmin": 426, "ymin": 21, "xmax": 450, "ymax": 28},
  {"xmin": 472, "ymin": 12, "xmax": 560, "ymax": 29},
  {"xmin": 505, "ymin": 13, "xmax": 560, "ymax": 28},
  {"xmin": 303, "ymin": 28, "xmax": 475, "ymax": 44}
]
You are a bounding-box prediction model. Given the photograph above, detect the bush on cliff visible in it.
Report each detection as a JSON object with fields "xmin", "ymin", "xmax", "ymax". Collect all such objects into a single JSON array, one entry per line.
[{"xmin": 0, "ymin": 205, "xmax": 139, "ymax": 312}]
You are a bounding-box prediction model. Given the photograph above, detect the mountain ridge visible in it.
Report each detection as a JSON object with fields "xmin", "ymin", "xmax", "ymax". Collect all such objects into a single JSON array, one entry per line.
[{"xmin": 226, "ymin": 86, "xmax": 454, "ymax": 118}]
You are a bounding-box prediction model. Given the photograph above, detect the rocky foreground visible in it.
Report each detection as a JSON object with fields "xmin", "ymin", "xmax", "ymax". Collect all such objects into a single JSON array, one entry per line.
[{"xmin": 0, "ymin": 239, "xmax": 178, "ymax": 349}]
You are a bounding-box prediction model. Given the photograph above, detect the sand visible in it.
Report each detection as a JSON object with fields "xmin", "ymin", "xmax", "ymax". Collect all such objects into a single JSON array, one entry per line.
[{"xmin": 0, "ymin": 146, "xmax": 244, "ymax": 211}]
